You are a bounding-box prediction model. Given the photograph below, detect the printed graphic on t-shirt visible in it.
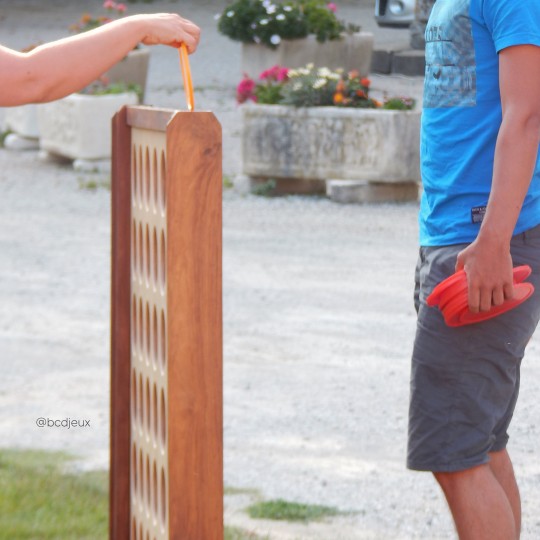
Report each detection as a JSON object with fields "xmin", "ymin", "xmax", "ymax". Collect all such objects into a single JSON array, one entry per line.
[{"xmin": 424, "ymin": 0, "xmax": 477, "ymax": 108}]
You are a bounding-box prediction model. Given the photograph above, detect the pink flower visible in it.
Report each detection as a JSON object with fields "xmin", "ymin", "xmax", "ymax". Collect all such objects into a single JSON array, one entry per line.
[
  {"xmin": 259, "ymin": 65, "xmax": 288, "ymax": 82},
  {"xmin": 277, "ymin": 67, "xmax": 289, "ymax": 82},
  {"xmin": 103, "ymin": 0, "xmax": 116, "ymax": 9},
  {"xmin": 327, "ymin": 2, "xmax": 337, "ymax": 13},
  {"xmin": 116, "ymin": 2, "xmax": 127, "ymax": 13},
  {"xmin": 237, "ymin": 76, "xmax": 257, "ymax": 103}
]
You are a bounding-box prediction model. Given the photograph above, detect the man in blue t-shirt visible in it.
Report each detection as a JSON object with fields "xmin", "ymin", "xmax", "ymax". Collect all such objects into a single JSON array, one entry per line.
[{"xmin": 408, "ymin": 0, "xmax": 540, "ymax": 538}]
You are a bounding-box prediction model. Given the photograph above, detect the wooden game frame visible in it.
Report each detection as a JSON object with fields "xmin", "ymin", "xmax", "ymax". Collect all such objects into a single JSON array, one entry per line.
[{"xmin": 110, "ymin": 106, "xmax": 223, "ymax": 540}]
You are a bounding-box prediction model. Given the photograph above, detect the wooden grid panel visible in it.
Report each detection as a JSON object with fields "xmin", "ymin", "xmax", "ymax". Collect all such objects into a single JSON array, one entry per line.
[
  {"xmin": 111, "ymin": 107, "xmax": 223, "ymax": 540},
  {"xmin": 130, "ymin": 129, "xmax": 168, "ymax": 540}
]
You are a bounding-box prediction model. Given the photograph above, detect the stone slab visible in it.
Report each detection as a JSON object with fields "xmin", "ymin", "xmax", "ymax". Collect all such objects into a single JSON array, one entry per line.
[{"xmin": 326, "ymin": 179, "xmax": 419, "ymax": 204}]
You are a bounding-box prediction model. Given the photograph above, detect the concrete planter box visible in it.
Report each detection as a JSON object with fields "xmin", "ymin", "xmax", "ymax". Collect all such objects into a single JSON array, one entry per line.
[
  {"xmin": 105, "ymin": 48, "xmax": 150, "ymax": 101},
  {"xmin": 38, "ymin": 92, "xmax": 138, "ymax": 161},
  {"xmin": 242, "ymin": 32, "xmax": 374, "ymax": 77},
  {"xmin": 242, "ymin": 104, "xmax": 421, "ymax": 200},
  {"xmin": 4, "ymin": 104, "xmax": 41, "ymax": 139}
]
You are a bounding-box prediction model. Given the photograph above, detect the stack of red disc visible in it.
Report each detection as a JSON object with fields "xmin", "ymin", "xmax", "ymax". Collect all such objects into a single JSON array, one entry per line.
[{"xmin": 427, "ymin": 265, "xmax": 535, "ymax": 327}]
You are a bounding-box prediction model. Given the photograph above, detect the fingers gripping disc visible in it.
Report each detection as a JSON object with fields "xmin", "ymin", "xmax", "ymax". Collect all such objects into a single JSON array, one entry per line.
[{"xmin": 427, "ymin": 265, "xmax": 535, "ymax": 327}]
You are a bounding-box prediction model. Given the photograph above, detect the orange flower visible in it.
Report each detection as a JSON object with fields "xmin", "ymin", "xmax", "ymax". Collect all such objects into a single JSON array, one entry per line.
[
  {"xmin": 356, "ymin": 89, "xmax": 366, "ymax": 98},
  {"xmin": 348, "ymin": 69, "xmax": 360, "ymax": 80},
  {"xmin": 333, "ymin": 92, "xmax": 344, "ymax": 105},
  {"xmin": 81, "ymin": 13, "xmax": 92, "ymax": 23},
  {"xmin": 336, "ymin": 80, "xmax": 346, "ymax": 93},
  {"xmin": 373, "ymin": 99, "xmax": 383, "ymax": 108},
  {"xmin": 361, "ymin": 77, "xmax": 371, "ymax": 88}
]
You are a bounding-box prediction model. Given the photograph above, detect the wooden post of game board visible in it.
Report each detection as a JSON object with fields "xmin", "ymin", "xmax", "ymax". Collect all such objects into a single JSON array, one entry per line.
[{"xmin": 110, "ymin": 105, "xmax": 223, "ymax": 540}]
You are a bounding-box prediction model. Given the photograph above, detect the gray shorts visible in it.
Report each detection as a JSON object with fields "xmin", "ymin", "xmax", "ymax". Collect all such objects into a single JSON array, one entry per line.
[{"xmin": 408, "ymin": 224, "xmax": 540, "ymax": 472}]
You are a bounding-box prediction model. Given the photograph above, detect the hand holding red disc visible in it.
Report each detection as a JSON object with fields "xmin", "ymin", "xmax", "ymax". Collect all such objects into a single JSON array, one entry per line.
[{"xmin": 427, "ymin": 265, "xmax": 534, "ymax": 327}]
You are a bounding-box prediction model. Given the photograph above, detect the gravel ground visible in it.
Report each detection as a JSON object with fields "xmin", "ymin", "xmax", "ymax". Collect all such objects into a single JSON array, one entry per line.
[{"xmin": 1, "ymin": 1, "xmax": 539, "ymax": 539}]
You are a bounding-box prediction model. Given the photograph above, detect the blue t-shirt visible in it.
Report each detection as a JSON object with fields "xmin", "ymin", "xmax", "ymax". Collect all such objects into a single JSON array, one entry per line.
[{"xmin": 419, "ymin": 0, "xmax": 540, "ymax": 246}]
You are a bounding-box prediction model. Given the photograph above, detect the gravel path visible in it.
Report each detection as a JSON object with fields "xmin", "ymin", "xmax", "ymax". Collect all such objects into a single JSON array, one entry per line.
[{"xmin": 1, "ymin": 2, "xmax": 539, "ymax": 539}]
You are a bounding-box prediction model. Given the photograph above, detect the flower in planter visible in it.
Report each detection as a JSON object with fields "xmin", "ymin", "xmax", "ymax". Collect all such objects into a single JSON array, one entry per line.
[
  {"xmin": 70, "ymin": 1, "xmax": 128, "ymax": 34},
  {"xmin": 217, "ymin": 0, "xmax": 355, "ymax": 49},
  {"xmin": 237, "ymin": 64, "xmax": 415, "ymax": 110},
  {"xmin": 237, "ymin": 64, "xmax": 290, "ymax": 104}
]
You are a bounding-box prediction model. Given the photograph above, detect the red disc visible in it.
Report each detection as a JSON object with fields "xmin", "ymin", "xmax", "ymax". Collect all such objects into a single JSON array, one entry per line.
[
  {"xmin": 458, "ymin": 282, "xmax": 534, "ymax": 326},
  {"xmin": 427, "ymin": 270, "xmax": 467, "ymax": 307}
]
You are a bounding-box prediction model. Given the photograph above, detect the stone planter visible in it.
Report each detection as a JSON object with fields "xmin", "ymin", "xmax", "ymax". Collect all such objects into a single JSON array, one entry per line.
[
  {"xmin": 38, "ymin": 92, "xmax": 138, "ymax": 162},
  {"xmin": 3, "ymin": 104, "xmax": 42, "ymax": 150},
  {"xmin": 242, "ymin": 32, "xmax": 374, "ymax": 78},
  {"xmin": 242, "ymin": 104, "xmax": 421, "ymax": 201},
  {"xmin": 105, "ymin": 48, "xmax": 150, "ymax": 102}
]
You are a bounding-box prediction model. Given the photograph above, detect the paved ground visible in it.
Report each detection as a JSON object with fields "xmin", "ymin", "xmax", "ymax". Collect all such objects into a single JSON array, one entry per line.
[{"xmin": 1, "ymin": 1, "xmax": 540, "ymax": 539}]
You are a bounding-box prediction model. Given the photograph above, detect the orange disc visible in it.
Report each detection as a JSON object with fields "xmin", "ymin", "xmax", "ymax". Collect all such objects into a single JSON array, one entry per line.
[{"xmin": 179, "ymin": 43, "xmax": 194, "ymax": 111}]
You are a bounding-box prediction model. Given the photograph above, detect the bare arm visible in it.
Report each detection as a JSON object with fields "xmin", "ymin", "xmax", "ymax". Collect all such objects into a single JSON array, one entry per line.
[
  {"xmin": 0, "ymin": 13, "xmax": 200, "ymax": 106},
  {"xmin": 455, "ymin": 45, "xmax": 540, "ymax": 313}
]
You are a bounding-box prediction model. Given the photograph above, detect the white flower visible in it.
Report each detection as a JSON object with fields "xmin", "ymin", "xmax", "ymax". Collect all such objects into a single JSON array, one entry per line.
[
  {"xmin": 253, "ymin": 36, "xmax": 261, "ymax": 43},
  {"xmin": 276, "ymin": 13, "xmax": 286, "ymax": 21},
  {"xmin": 293, "ymin": 82, "xmax": 302, "ymax": 91},
  {"xmin": 227, "ymin": 10, "xmax": 234, "ymax": 17},
  {"xmin": 267, "ymin": 5, "xmax": 277, "ymax": 14},
  {"xmin": 283, "ymin": 5, "xmax": 293, "ymax": 11},
  {"xmin": 262, "ymin": 0, "xmax": 272, "ymax": 6},
  {"xmin": 288, "ymin": 69, "xmax": 299, "ymax": 77},
  {"xmin": 260, "ymin": 18, "xmax": 269, "ymax": 25},
  {"xmin": 306, "ymin": 63, "xmax": 315, "ymax": 70},
  {"xmin": 270, "ymin": 34, "xmax": 281, "ymax": 45},
  {"xmin": 251, "ymin": 23, "xmax": 257, "ymax": 29},
  {"xmin": 313, "ymin": 78, "xmax": 327, "ymax": 89},
  {"xmin": 317, "ymin": 67, "xmax": 332, "ymax": 78},
  {"xmin": 214, "ymin": 13, "xmax": 221, "ymax": 20}
]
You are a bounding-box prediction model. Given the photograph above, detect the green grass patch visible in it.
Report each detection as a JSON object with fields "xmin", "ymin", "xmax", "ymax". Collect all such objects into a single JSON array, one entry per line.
[
  {"xmin": 0, "ymin": 449, "xmax": 265, "ymax": 540},
  {"xmin": 225, "ymin": 526, "xmax": 268, "ymax": 540},
  {"xmin": 247, "ymin": 498, "xmax": 340, "ymax": 523},
  {"xmin": 78, "ymin": 177, "xmax": 111, "ymax": 191},
  {"xmin": 223, "ymin": 175, "xmax": 235, "ymax": 190},
  {"xmin": 0, "ymin": 448, "xmax": 108, "ymax": 539}
]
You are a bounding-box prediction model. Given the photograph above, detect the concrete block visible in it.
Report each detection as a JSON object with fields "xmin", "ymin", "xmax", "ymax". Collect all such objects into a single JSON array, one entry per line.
[
  {"xmin": 243, "ymin": 105, "xmax": 421, "ymax": 185},
  {"xmin": 327, "ymin": 179, "xmax": 419, "ymax": 204},
  {"xmin": 4, "ymin": 133, "xmax": 39, "ymax": 151},
  {"xmin": 242, "ymin": 33, "xmax": 374, "ymax": 77},
  {"xmin": 38, "ymin": 92, "xmax": 138, "ymax": 161},
  {"xmin": 392, "ymin": 50, "xmax": 426, "ymax": 76},
  {"xmin": 249, "ymin": 176, "xmax": 326, "ymax": 196},
  {"xmin": 371, "ymin": 49, "xmax": 393, "ymax": 74},
  {"xmin": 4, "ymin": 104, "xmax": 41, "ymax": 139}
]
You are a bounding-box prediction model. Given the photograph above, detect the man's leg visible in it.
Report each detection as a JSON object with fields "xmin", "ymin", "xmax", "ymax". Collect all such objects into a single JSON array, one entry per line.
[
  {"xmin": 434, "ymin": 463, "xmax": 517, "ymax": 540},
  {"xmin": 489, "ymin": 449, "xmax": 521, "ymax": 538}
]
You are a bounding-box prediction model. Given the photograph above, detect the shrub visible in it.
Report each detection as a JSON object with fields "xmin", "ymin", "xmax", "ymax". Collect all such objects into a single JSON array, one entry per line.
[{"xmin": 217, "ymin": 0, "xmax": 350, "ymax": 48}]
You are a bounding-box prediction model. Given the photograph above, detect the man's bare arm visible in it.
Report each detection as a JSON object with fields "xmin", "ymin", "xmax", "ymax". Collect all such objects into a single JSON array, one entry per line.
[
  {"xmin": 0, "ymin": 13, "xmax": 200, "ymax": 106},
  {"xmin": 456, "ymin": 44, "xmax": 540, "ymax": 313}
]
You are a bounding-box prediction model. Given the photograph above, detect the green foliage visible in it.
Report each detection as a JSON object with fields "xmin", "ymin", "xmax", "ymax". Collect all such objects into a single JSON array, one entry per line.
[
  {"xmin": 80, "ymin": 80, "xmax": 142, "ymax": 101},
  {"xmin": 383, "ymin": 97, "xmax": 416, "ymax": 110},
  {"xmin": 299, "ymin": 0, "xmax": 344, "ymax": 42},
  {"xmin": 218, "ymin": 0, "xmax": 308, "ymax": 48},
  {"xmin": 252, "ymin": 178, "xmax": 277, "ymax": 196},
  {"xmin": 217, "ymin": 0, "xmax": 346, "ymax": 48},
  {"xmin": 223, "ymin": 175, "xmax": 235, "ymax": 189},
  {"xmin": 0, "ymin": 130, "xmax": 13, "ymax": 148},
  {"xmin": 256, "ymin": 83, "xmax": 285, "ymax": 104},
  {"xmin": 246, "ymin": 498, "xmax": 340, "ymax": 522}
]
